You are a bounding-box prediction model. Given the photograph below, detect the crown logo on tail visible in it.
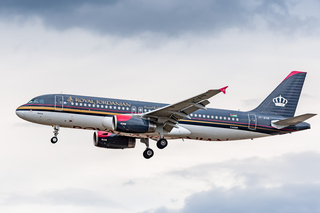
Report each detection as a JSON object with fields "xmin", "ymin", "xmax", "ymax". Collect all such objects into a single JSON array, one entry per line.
[{"xmin": 273, "ymin": 95, "xmax": 288, "ymax": 107}]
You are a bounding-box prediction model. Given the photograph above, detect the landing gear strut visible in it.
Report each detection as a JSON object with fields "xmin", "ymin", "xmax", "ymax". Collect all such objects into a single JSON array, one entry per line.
[
  {"xmin": 156, "ymin": 138, "xmax": 168, "ymax": 149},
  {"xmin": 51, "ymin": 125, "xmax": 60, "ymax": 144},
  {"xmin": 141, "ymin": 138, "xmax": 154, "ymax": 159}
]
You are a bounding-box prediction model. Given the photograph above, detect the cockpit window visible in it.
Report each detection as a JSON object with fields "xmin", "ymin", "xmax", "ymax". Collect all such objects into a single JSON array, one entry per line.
[
  {"xmin": 28, "ymin": 99, "xmax": 44, "ymax": 104},
  {"xmin": 28, "ymin": 99, "xmax": 35, "ymax": 103}
]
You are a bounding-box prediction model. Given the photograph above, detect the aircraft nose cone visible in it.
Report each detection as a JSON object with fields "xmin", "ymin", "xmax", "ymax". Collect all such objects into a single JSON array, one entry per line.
[{"xmin": 16, "ymin": 109, "xmax": 25, "ymax": 118}]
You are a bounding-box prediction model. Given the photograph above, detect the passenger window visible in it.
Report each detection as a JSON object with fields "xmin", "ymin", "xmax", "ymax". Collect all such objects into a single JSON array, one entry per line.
[
  {"xmin": 132, "ymin": 106, "xmax": 137, "ymax": 114},
  {"xmin": 195, "ymin": 114, "xmax": 197, "ymax": 117}
]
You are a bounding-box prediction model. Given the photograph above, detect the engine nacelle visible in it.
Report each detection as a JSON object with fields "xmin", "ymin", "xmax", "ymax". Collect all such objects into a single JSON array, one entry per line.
[
  {"xmin": 93, "ymin": 131, "xmax": 136, "ymax": 149},
  {"xmin": 102, "ymin": 114, "xmax": 156, "ymax": 133}
]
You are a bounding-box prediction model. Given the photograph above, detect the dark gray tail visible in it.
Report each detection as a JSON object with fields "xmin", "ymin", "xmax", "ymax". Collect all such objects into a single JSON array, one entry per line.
[{"xmin": 251, "ymin": 71, "xmax": 307, "ymax": 118}]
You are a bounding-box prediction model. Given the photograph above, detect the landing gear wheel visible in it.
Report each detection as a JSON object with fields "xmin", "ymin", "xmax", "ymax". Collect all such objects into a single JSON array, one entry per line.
[
  {"xmin": 143, "ymin": 148, "xmax": 154, "ymax": 159},
  {"xmin": 51, "ymin": 136, "xmax": 58, "ymax": 144},
  {"xmin": 51, "ymin": 125, "xmax": 60, "ymax": 144},
  {"xmin": 157, "ymin": 139, "xmax": 168, "ymax": 149}
]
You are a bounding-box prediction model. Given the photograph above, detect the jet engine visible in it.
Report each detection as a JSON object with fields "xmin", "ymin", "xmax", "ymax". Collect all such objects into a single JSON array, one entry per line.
[
  {"xmin": 102, "ymin": 115, "xmax": 156, "ymax": 133},
  {"xmin": 93, "ymin": 131, "xmax": 136, "ymax": 149}
]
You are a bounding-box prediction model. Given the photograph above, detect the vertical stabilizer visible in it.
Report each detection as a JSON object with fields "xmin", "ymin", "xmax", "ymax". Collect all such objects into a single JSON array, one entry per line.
[{"xmin": 251, "ymin": 71, "xmax": 307, "ymax": 117}]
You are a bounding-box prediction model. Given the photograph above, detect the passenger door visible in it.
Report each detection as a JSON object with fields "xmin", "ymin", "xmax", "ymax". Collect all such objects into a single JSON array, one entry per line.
[
  {"xmin": 55, "ymin": 95, "xmax": 64, "ymax": 111},
  {"xmin": 248, "ymin": 114, "xmax": 257, "ymax": 130}
]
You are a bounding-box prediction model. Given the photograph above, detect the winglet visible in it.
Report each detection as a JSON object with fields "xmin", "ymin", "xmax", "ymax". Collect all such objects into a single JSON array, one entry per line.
[{"xmin": 219, "ymin": 86, "xmax": 228, "ymax": 94}]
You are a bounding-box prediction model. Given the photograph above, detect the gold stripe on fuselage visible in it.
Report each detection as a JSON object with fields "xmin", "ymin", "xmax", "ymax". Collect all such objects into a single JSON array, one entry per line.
[{"xmin": 17, "ymin": 106, "xmax": 118, "ymax": 116}]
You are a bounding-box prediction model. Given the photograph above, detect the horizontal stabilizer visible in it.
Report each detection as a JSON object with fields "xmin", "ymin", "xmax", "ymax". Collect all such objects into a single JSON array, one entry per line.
[{"xmin": 271, "ymin": 113, "xmax": 317, "ymax": 129}]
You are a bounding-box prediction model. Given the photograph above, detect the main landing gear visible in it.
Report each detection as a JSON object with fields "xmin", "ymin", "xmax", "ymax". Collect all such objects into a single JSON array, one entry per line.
[
  {"xmin": 140, "ymin": 138, "xmax": 168, "ymax": 159},
  {"xmin": 156, "ymin": 138, "xmax": 168, "ymax": 149},
  {"xmin": 51, "ymin": 125, "xmax": 60, "ymax": 144},
  {"xmin": 141, "ymin": 138, "xmax": 154, "ymax": 159}
]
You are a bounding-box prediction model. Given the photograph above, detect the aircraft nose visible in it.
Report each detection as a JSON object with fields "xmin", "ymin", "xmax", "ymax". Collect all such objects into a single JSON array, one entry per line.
[{"xmin": 16, "ymin": 108, "xmax": 25, "ymax": 118}]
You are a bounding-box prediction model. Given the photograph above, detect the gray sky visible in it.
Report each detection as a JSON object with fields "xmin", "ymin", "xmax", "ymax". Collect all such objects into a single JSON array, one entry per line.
[{"xmin": 1, "ymin": 0, "xmax": 319, "ymax": 212}]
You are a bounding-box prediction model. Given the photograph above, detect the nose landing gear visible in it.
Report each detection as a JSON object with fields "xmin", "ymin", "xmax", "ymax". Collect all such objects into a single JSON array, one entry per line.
[{"xmin": 51, "ymin": 125, "xmax": 60, "ymax": 144}]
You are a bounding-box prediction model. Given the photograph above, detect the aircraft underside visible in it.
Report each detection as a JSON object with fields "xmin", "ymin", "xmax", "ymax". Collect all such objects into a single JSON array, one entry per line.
[{"xmin": 23, "ymin": 110, "xmax": 268, "ymax": 141}]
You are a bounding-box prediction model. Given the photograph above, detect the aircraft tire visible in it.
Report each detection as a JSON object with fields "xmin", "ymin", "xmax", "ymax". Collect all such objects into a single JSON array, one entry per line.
[
  {"xmin": 156, "ymin": 139, "xmax": 168, "ymax": 149},
  {"xmin": 51, "ymin": 136, "xmax": 58, "ymax": 144},
  {"xmin": 143, "ymin": 148, "xmax": 154, "ymax": 159}
]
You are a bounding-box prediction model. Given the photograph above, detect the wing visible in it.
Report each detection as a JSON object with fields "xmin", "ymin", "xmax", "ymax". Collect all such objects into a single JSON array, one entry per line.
[{"xmin": 144, "ymin": 87, "xmax": 228, "ymax": 132}]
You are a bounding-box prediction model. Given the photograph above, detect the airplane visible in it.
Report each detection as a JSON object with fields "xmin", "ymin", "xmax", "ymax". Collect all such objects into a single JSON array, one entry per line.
[{"xmin": 16, "ymin": 71, "xmax": 316, "ymax": 159}]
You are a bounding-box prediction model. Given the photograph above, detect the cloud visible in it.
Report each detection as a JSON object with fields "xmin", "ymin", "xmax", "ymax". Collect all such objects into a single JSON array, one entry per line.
[
  {"xmin": 144, "ymin": 152, "xmax": 320, "ymax": 213},
  {"xmin": 168, "ymin": 152, "xmax": 320, "ymax": 186},
  {"xmin": 151, "ymin": 184, "xmax": 320, "ymax": 213},
  {"xmin": 2, "ymin": 188, "xmax": 121, "ymax": 208},
  {"xmin": 0, "ymin": 0, "xmax": 319, "ymax": 37}
]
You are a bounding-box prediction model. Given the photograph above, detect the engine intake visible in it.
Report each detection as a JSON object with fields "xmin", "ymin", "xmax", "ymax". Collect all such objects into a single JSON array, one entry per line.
[
  {"xmin": 93, "ymin": 131, "xmax": 136, "ymax": 149},
  {"xmin": 102, "ymin": 114, "xmax": 156, "ymax": 133}
]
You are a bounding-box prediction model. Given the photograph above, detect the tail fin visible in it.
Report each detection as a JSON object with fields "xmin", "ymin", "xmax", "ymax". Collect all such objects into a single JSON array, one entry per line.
[{"xmin": 251, "ymin": 71, "xmax": 307, "ymax": 117}]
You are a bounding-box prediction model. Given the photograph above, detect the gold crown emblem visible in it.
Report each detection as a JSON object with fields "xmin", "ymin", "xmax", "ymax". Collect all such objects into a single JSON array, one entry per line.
[{"xmin": 273, "ymin": 95, "xmax": 288, "ymax": 107}]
